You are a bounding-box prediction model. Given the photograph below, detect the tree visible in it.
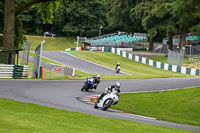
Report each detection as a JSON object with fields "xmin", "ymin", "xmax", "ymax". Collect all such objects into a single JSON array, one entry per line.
[
  {"xmin": 11, "ymin": 0, "xmax": 108, "ymax": 37},
  {"xmin": 2, "ymin": 0, "xmax": 57, "ymax": 51},
  {"xmin": 190, "ymin": 24, "xmax": 200, "ymax": 37},
  {"xmin": 132, "ymin": 0, "xmax": 158, "ymax": 51},
  {"xmin": 54, "ymin": 0, "xmax": 106, "ymax": 37},
  {"xmin": 150, "ymin": 0, "xmax": 177, "ymax": 50},
  {"xmin": 0, "ymin": 1, "xmax": 3, "ymax": 48},
  {"xmin": 19, "ymin": 7, "xmax": 44, "ymax": 35},
  {"xmin": 172, "ymin": 0, "xmax": 200, "ymax": 51},
  {"xmin": 108, "ymin": 0, "xmax": 200, "ymax": 52},
  {"xmin": 108, "ymin": 0, "xmax": 141, "ymax": 32}
]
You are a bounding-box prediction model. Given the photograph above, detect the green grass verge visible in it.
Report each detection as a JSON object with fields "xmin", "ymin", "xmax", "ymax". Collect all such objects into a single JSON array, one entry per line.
[
  {"xmin": 71, "ymin": 51, "xmax": 194, "ymax": 79},
  {"xmin": 0, "ymin": 98, "xmax": 197, "ymax": 133},
  {"xmin": 111, "ymin": 87, "xmax": 200, "ymax": 126},
  {"xmin": 26, "ymin": 35, "xmax": 76, "ymax": 51}
]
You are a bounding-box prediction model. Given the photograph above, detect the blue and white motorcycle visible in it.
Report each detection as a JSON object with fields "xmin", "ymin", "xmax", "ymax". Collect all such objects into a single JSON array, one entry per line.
[{"xmin": 81, "ymin": 78, "xmax": 98, "ymax": 91}]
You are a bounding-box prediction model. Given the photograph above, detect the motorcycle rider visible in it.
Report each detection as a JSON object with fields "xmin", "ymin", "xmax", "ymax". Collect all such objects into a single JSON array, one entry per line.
[
  {"xmin": 115, "ymin": 62, "xmax": 120, "ymax": 73},
  {"xmin": 97, "ymin": 82, "xmax": 120, "ymax": 102},
  {"xmin": 87, "ymin": 75, "xmax": 101, "ymax": 90}
]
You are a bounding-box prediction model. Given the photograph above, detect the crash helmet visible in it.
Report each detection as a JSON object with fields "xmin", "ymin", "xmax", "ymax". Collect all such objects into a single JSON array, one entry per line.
[
  {"xmin": 115, "ymin": 82, "xmax": 120, "ymax": 89},
  {"xmin": 96, "ymin": 75, "xmax": 101, "ymax": 78},
  {"xmin": 117, "ymin": 62, "xmax": 120, "ymax": 65}
]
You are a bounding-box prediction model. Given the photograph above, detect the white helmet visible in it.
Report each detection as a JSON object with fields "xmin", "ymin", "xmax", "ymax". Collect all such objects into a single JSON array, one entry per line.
[
  {"xmin": 118, "ymin": 62, "xmax": 120, "ymax": 65},
  {"xmin": 97, "ymin": 75, "xmax": 101, "ymax": 78},
  {"xmin": 115, "ymin": 82, "xmax": 120, "ymax": 89}
]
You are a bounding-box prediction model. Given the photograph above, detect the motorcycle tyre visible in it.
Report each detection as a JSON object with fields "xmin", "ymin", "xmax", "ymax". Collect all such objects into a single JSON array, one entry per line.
[
  {"xmin": 102, "ymin": 99, "xmax": 113, "ymax": 110},
  {"xmin": 81, "ymin": 84, "xmax": 88, "ymax": 92},
  {"xmin": 116, "ymin": 70, "xmax": 120, "ymax": 73}
]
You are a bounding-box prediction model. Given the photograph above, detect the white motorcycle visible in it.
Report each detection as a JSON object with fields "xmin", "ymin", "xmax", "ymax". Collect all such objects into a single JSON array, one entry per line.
[
  {"xmin": 94, "ymin": 90, "xmax": 119, "ymax": 110},
  {"xmin": 116, "ymin": 66, "xmax": 120, "ymax": 73}
]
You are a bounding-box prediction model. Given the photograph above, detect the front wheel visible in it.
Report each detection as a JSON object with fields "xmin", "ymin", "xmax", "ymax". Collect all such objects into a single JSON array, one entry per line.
[
  {"xmin": 102, "ymin": 99, "xmax": 113, "ymax": 110},
  {"xmin": 81, "ymin": 84, "xmax": 88, "ymax": 91}
]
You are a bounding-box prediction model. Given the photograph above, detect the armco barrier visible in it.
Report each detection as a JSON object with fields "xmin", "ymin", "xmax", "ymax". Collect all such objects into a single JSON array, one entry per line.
[
  {"xmin": 0, "ymin": 64, "xmax": 29, "ymax": 78},
  {"xmin": 0, "ymin": 64, "xmax": 14, "ymax": 78},
  {"xmin": 65, "ymin": 47, "xmax": 81, "ymax": 51},
  {"xmin": 13, "ymin": 65, "xmax": 29, "ymax": 79},
  {"xmin": 110, "ymin": 47, "xmax": 200, "ymax": 76}
]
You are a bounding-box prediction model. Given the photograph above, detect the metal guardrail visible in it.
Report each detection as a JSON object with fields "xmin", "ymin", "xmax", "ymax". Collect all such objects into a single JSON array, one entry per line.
[
  {"xmin": 189, "ymin": 58, "xmax": 200, "ymax": 63},
  {"xmin": 13, "ymin": 65, "xmax": 29, "ymax": 79},
  {"xmin": 0, "ymin": 64, "xmax": 29, "ymax": 78},
  {"xmin": 0, "ymin": 64, "xmax": 14, "ymax": 78}
]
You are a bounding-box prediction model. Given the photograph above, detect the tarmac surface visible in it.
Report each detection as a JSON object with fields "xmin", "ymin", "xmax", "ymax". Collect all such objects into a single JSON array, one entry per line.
[
  {"xmin": 1, "ymin": 78, "xmax": 200, "ymax": 131},
  {"xmin": 42, "ymin": 51, "xmax": 126, "ymax": 75},
  {"xmin": 1, "ymin": 51, "xmax": 200, "ymax": 131}
]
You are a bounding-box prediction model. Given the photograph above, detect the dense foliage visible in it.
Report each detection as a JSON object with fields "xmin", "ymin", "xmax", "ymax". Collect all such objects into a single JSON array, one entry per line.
[
  {"xmin": 109, "ymin": 0, "xmax": 200, "ymax": 50},
  {"xmin": 0, "ymin": 0, "xmax": 200, "ymax": 50},
  {"xmin": 20, "ymin": 0, "xmax": 109, "ymax": 37}
]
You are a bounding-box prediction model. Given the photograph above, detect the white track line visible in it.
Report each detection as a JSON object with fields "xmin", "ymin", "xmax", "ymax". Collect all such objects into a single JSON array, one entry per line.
[{"xmin": 122, "ymin": 85, "xmax": 200, "ymax": 94}]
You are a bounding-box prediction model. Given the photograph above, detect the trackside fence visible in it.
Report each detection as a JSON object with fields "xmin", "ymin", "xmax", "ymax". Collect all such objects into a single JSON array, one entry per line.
[
  {"xmin": 29, "ymin": 56, "xmax": 75, "ymax": 77},
  {"xmin": 41, "ymin": 61, "xmax": 75, "ymax": 77},
  {"xmin": 167, "ymin": 50, "xmax": 183, "ymax": 67},
  {"xmin": 110, "ymin": 47, "xmax": 200, "ymax": 76}
]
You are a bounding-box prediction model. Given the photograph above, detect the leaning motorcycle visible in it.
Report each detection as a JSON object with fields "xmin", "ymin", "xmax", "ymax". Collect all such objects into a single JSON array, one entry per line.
[
  {"xmin": 94, "ymin": 90, "xmax": 119, "ymax": 110},
  {"xmin": 81, "ymin": 78, "xmax": 97, "ymax": 91}
]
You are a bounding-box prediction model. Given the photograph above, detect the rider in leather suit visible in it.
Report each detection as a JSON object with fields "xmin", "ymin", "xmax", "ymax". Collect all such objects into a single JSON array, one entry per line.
[{"xmin": 97, "ymin": 82, "xmax": 120, "ymax": 102}]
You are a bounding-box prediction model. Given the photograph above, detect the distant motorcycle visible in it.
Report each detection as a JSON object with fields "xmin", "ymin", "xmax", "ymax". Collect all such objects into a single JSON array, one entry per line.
[
  {"xmin": 81, "ymin": 78, "xmax": 97, "ymax": 91},
  {"xmin": 116, "ymin": 66, "xmax": 120, "ymax": 73},
  {"xmin": 94, "ymin": 90, "xmax": 119, "ymax": 110}
]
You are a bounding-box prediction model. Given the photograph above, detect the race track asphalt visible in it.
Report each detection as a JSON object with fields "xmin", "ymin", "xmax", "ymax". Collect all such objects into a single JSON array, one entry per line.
[
  {"xmin": 42, "ymin": 51, "xmax": 126, "ymax": 75},
  {"xmin": 0, "ymin": 77, "xmax": 200, "ymax": 131}
]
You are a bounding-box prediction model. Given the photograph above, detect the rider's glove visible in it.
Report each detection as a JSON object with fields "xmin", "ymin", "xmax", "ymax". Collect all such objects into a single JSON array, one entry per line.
[{"xmin": 105, "ymin": 88, "xmax": 109, "ymax": 93}]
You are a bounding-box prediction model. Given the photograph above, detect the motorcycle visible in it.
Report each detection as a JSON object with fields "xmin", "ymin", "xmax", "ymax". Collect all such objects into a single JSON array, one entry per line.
[
  {"xmin": 116, "ymin": 66, "xmax": 120, "ymax": 73},
  {"xmin": 94, "ymin": 90, "xmax": 119, "ymax": 110},
  {"xmin": 81, "ymin": 78, "xmax": 97, "ymax": 91}
]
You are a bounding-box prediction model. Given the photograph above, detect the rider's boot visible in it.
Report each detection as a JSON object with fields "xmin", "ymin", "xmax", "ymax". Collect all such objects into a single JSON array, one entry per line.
[
  {"xmin": 93, "ymin": 85, "xmax": 97, "ymax": 89},
  {"xmin": 97, "ymin": 93, "xmax": 106, "ymax": 102}
]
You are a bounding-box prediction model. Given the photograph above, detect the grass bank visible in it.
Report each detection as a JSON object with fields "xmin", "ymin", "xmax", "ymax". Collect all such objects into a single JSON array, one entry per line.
[
  {"xmin": 26, "ymin": 35, "xmax": 76, "ymax": 51},
  {"xmin": 71, "ymin": 51, "xmax": 194, "ymax": 79},
  {"xmin": 111, "ymin": 87, "xmax": 200, "ymax": 126},
  {"xmin": 0, "ymin": 98, "xmax": 197, "ymax": 133}
]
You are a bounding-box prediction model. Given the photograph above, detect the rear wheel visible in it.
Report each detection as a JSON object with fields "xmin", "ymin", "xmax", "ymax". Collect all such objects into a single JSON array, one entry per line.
[{"xmin": 102, "ymin": 99, "xmax": 113, "ymax": 110}]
